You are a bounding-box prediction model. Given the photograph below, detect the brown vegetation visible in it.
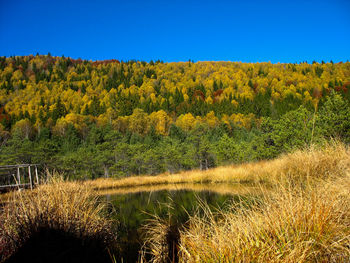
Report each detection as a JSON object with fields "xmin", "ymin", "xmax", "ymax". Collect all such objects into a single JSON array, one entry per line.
[
  {"xmin": 0, "ymin": 177, "xmax": 116, "ymax": 263},
  {"xmin": 87, "ymin": 142, "xmax": 350, "ymax": 191},
  {"xmin": 95, "ymin": 183, "xmax": 259, "ymax": 196},
  {"xmin": 1, "ymin": 143, "xmax": 349, "ymax": 262},
  {"xmin": 142, "ymin": 143, "xmax": 350, "ymax": 262}
]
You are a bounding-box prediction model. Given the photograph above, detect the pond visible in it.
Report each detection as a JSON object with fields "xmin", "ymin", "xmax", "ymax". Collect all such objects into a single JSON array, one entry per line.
[{"xmin": 99, "ymin": 183, "xmax": 259, "ymax": 263}]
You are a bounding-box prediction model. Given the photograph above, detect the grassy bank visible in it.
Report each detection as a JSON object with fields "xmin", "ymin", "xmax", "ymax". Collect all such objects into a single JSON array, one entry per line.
[
  {"xmin": 1, "ymin": 143, "xmax": 349, "ymax": 262},
  {"xmin": 0, "ymin": 178, "xmax": 116, "ymax": 263},
  {"xmin": 87, "ymin": 142, "xmax": 350, "ymax": 191},
  {"xmin": 142, "ymin": 143, "xmax": 350, "ymax": 262},
  {"xmin": 96, "ymin": 183, "xmax": 260, "ymax": 196},
  {"xmin": 174, "ymin": 176, "xmax": 350, "ymax": 262}
]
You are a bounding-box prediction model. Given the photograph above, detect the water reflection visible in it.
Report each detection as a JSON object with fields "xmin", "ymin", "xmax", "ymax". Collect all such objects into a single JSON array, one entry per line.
[{"xmin": 100, "ymin": 184, "xmax": 258, "ymax": 263}]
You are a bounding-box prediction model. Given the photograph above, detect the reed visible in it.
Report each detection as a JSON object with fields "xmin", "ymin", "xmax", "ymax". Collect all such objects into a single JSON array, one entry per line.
[
  {"xmin": 95, "ymin": 183, "xmax": 260, "ymax": 196},
  {"xmin": 142, "ymin": 142, "xmax": 350, "ymax": 262},
  {"xmin": 178, "ymin": 175, "xmax": 350, "ymax": 262},
  {"xmin": 87, "ymin": 141, "xmax": 350, "ymax": 191},
  {"xmin": 0, "ymin": 176, "xmax": 116, "ymax": 263},
  {"xmin": 141, "ymin": 201, "xmax": 182, "ymax": 263},
  {"xmin": 1, "ymin": 142, "xmax": 349, "ymax": 262}
]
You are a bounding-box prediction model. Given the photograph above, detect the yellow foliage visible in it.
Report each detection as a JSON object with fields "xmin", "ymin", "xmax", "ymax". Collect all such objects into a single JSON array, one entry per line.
[
  {"xmin": 230, "ymin": 113, "xmax": 255, "ymax": 129},
  {"xmin": 183, "ymin": 93, "xmax": 189, "ymax": 102},
  {"xmin": 205, "ymin": 96, "xmax": 213, "ymax": 104},
  {"xmin": 175, "ymin": 113, "xmax": 197, "ymax": 131},
  {"xmin": 231, "ymin": 99, "xmax": 238, "ymax": 107},
  {"xmin": 1, "ymin": 56, "xmax": 350, "ymax": 138},
  {"xmin": 12, "ymin": 119, "xmax": 33, "ymax": 139},
  {"xmin": 150, "ymin": 93, "xmax": 157, "ymax": 104},
  {"xmin": 204, "ymin": 111, "xmax": 219, "ymax": 128},
  {"xmin": 52, "ymin": 118, "xmax": 69, "ymax": 137},
  {"xmin": 128, "ymin": 108, "xmax": 150, "ymax": 135},
  {"xmin": 149, "ymin": 110, "xmax": 172, "ymax": 135}
]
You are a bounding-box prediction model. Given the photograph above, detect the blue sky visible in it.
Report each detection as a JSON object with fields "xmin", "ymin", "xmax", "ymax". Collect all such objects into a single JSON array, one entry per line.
[{"xmin": 0, "ymin": 0, "xmax": 349, "ymax": 62}]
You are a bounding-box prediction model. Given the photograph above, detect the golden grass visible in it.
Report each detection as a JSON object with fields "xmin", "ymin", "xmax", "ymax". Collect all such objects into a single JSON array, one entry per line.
[
  {"xmin": 0, "ymin": 191, "xmax": 14, "ymax": 204},
  {"xmin": 141, "ymin": 214, "xmax": 181, "ymax": 263},
  {"xmin": 1, "ymin": 142, "xmax": 349, "ymax": 262},
  {"xmin": 0, "ymin": 176, "xmax": 116, "ymax": 262},
  {"xmin": 96, "ymin": 183, "xmax": 260, "ymax": 196},
  {"xmin": 142, "ymin": 142, "xmax": 350, "ymax": 262},
  {"xmin": 87, "ymin": 142, "xmax": 350, "ymax": 191},
  {"xmin": 178, "ymin": 176, "xmax": 350, "ymax": 262}
]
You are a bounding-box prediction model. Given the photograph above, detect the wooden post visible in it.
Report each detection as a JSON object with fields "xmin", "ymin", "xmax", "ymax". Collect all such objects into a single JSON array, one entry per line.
[
  {"xmin": 28, "ymin": 166, "xmax": 33, "ymax": 190},
  {"xmin": 35, "ymin": 165, "xmax": 39, "ymax": 184},
  {"xmin": 17, "ymin": 167, "xmax": 21, "ymax": 188}
]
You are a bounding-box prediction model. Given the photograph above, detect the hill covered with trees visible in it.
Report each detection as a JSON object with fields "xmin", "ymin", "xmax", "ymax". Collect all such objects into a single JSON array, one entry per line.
[{"xmin": 0, "ymin": 55, "xmax": 349, "ymax": 179}]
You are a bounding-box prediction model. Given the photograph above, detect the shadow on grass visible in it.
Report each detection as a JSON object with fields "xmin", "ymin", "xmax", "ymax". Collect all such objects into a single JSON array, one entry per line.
[{"xmin": 3, "ymin": 226, "xmax": 113, "ymax": 263}]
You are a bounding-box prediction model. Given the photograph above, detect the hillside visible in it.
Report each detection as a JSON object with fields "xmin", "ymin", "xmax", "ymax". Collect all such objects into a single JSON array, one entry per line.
[{"xmin": 0, "ymin": 55, "xmax": 349, "ymax": 179}]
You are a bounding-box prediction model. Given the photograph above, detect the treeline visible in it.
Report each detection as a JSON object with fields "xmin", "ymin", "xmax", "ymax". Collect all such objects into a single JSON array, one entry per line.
[{"xmin": 0, "ymin": 55, "xmax": 349, "ymax": 179}]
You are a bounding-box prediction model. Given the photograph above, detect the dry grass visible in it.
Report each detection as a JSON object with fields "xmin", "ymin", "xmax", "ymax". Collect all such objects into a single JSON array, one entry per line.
[
  {"xmin": 142, "ymin": 142, "xmax": 350, "ymax": 262},
  {"xmin": 1, "ymin": 143, "xmax": 349, "ymax": 262},
  {"xmin": 178, "ymin": 178, "xmax": 350, "ymax": 262},
  {"xmin": 0, "ymin": 176, "xmax": 116, "ymax": 263},
  {"xmin": 0, "ymin": 191, "xmax": 14, "ymax": 204},
  {"xmin": 87, "ymin": 142, "xmax": 350, "ymax": 191},
  {"xmin": 140, "ymin": 200, "xmax": 183, "ymax": 263},
  {"xmin": 141, "ymin": 216, "xmax": 178, "ymax": 263},
  {"xmin": 96, "ymin": 183, "xmax": 260, "ymax": 196}
]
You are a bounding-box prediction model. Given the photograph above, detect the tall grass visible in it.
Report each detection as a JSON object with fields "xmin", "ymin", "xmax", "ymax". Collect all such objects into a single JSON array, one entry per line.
[
  {"xmin": 95, "ymin": 183, "xmax": 260, "ymax": 196},
  {"xmin": 141, "ymin": 215, "xmax": 181, "ymax": 263},
  {"xmin": 86, "ymin": 142, "xmax": 350, "ymax": 191},
  {"xmin": 1, "ymin": 143, "xmax": 349, "ymax": 262},
  {"xmin": 178, "ymin": 179, "xmax": 350, "ymax": 262},
  {"xmin": 143, "ymin": 142, "xmax": 350, "ymax": 262},
  {"xmin": 0, "ymin": 176, "xmax": 116, "ymax": 263}
]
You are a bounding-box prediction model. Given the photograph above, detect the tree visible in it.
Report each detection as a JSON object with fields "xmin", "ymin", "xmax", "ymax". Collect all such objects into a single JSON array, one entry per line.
[
  {"xmin": 50, "ymin": 98, "xmax": 67, "ymax": 122},
  {"xmin": 175, "ymin": 113, "xmax": 197, "ymax": 131},
  {"xmin": 317, "ymin": 91, "xmax": 350, "ymax": 142},
  {"xmin": 128, "ymin": 108, "xmax": 149, "ymax": 135},
  {"xmin": 216, "ymin": 134, "xmax": 237, "ymax": 164},
  {"xmin": 59, "ymin": 124, "xmax": 81, "ymax": 153},
  {"xmin": 0, "ymin": 129, "xmax": 34, "ymax": 164},
  {"xmin": 264, "ymin": 106, "xmax": 314, "ymax": 155},
  {"xmin": 204, "ymin": 111, "xmax": 219, "ymax": 128},
  {"xmin": 95, "ymin": 142, "xmax": 115, "ymax": 177},
  {"xmin": 12, "ymin": 119, "xmax": 34, "ymax": 139},
  {"xmin": 160, "ymin": 137, "xmax": 185, "ymax": 173},
  {"xmin": 148, "ymin": 110, "xmax": 172, "ymax": 135},
  {"xmin": 113, "ymin": 142, "xmax": 133, "ymax": 177},
  {"xmin": 0, "ymin": 123, "xmax": 9, "ymax": 147},
  {"xmin": 187, "ymin": 124, "xmax": 215, "ymax": 170}
]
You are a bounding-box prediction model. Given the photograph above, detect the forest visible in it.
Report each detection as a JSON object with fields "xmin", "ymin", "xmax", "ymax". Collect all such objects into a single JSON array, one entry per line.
[{"xmin": 0, "ymin": 55, "xmax": 349, "ymax": 179}]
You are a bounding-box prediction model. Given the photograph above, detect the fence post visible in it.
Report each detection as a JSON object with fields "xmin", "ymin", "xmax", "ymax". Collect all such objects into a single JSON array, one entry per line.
[
  {"xmin": 35, "ymin": 165, "xmax": 39, "ymax": 184},
  {"xmin": 28, "ymin": 166, "xmax": 33, "ymax": 190},
  {"xmin": 17, "ymin": 167, "xmax": 21, "ymax": 188}
]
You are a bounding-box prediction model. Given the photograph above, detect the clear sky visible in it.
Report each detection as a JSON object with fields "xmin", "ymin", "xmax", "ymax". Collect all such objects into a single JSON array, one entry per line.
[{"xmin": 0, "ymin": 0, "xmax": 349, "ymax": 63}]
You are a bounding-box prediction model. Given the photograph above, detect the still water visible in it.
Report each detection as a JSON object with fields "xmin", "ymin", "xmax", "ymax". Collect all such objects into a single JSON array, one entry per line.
[{"xmin": 99, "ymin": 184, "xmax": 258, "ymax": 262}]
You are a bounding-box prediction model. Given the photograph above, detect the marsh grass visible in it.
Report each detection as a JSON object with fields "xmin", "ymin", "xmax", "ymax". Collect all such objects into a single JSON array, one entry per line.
[
  {"xmin": 142, "ymin": 142, "xmax": 350, "ymax": 262},
  {"xmin": 140, "ymin": 200, "xmax": 183, "ymax": 263},
  {"xmin": 1, "ymin": 143, "xmax": 349, "ymax": 262},
  {"xmin": 178, "ymin": 179, "xmax": 350, "ymax": 262},
  {"xmin": 87, "ymin": 142, "xmax": 350, "ymax": 191},
  {"xmin": 0, "ymin": 176, "xmax": 117, "ymax": 263},
  {"xmin": 95, "ymin": 183, "xmax": 260, "ymax": 197}
]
